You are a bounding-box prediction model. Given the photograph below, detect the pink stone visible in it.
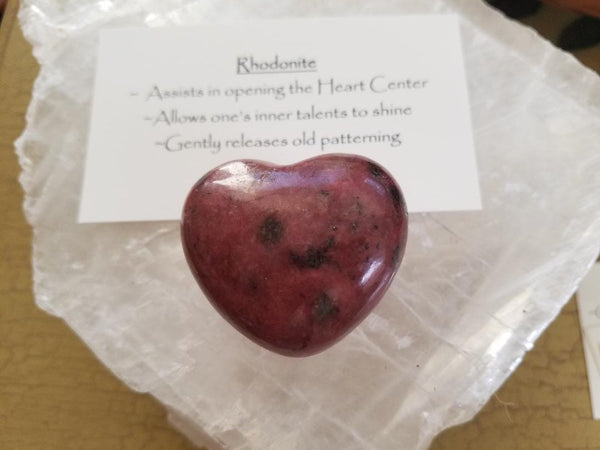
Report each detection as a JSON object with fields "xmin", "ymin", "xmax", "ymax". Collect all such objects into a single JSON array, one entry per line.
[{"xmin": 181, "ymin": 155, "xmax": 408, "ymax": 356}]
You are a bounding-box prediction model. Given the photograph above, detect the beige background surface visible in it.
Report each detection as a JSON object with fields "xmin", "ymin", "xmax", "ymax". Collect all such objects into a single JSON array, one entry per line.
[{"xmin": 1, "ymin": 0, "xmax": 599, "ymax": 448}]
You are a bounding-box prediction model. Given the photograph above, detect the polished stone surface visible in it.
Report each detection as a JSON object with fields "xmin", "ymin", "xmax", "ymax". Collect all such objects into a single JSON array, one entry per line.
[{"xmin": 182, "ymin": 155, "xmax": 408, "ymax": 356}]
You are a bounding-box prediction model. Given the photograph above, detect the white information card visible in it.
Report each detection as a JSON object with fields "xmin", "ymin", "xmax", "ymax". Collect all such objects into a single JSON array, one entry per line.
[{"xmin": 80, "ymin": 16, "xmax": 481, "ymax": 223}]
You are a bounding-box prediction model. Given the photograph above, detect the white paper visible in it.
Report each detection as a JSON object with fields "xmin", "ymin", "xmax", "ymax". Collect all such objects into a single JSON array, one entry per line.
[
  {"xmin": 577, "ymin": 263, "xmax": 600, "ymax": 420},
  {"xmin": 79, "ymin": 16, "xmax": 480, "ymax": 223}
]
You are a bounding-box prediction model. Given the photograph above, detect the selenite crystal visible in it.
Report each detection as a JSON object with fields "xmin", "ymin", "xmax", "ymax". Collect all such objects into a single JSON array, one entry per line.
[{"xmin": 15, "ymin": 0, "xmax": 600, "ymax": 449}]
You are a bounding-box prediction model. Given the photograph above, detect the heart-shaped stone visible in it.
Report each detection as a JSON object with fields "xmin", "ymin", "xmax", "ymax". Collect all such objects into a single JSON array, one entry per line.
[{"xmin": 181, "ymin": 155, "xmax": 408, "ymax": 356}]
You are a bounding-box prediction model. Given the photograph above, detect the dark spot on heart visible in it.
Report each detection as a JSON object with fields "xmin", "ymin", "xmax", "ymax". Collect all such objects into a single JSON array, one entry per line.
[
  {"xmin": 354, "ymin": 197, "xmax": 364, "ymax": 216},
  {"xmin": 351, "ymin": 221, "xmax": 359, "ymax": 231},
  {"xmin": 388, "ymin": 185, "xmax": 401, "ymax": 211},
  {"xmin": 320, "ymin": 189, "xmax": 330, "ymax": 197},
  {"xmin": 312, "ymin": 293, "xmax": 339, "ymax": 323},
  {"xmin": 372, "ymin": 224, "xmax": 379, "ymax": 231},
  {"xmin": 246, "ymin": 276, "xmax": 259, "ymax": 295},
  {"xmin": 325, "ymin": 236, "xmax": 335, "ymax": 249},
  {"xmin": 291, "ymin": 246, "xmax": 327, "ymax": 269},
  {"xmin": 290, "ymin": 237, "xmax": 335, "ymax": 269},
  {"xmin": 368, "ymin": 162, "xmax": 383, "ymax": 177},
  {"xmin": 185, "ymin": 205, "xmax": 199, "ymax": 217},
  {"xmin": 259, "ymin": 213, "xmax": 284, "ymax": 245}
]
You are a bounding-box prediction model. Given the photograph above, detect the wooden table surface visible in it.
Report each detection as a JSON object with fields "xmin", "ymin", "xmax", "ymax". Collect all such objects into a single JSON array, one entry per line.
[{"xmin": 1, "ymin": 1, "xmax": 599, "ymax": 448}]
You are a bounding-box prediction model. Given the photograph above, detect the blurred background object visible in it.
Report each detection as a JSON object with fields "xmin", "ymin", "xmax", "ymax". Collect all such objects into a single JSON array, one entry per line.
[
  {"xmin": 543, "ymin": 0, "xmax": 600, "ymax": 17},
  {"xmin": 486, "ymin": 0, "xmax": 600, "ymax": 50},
  {"xmin": 485, "ymin": 0, "xmax": 543, "ymax": 18}
]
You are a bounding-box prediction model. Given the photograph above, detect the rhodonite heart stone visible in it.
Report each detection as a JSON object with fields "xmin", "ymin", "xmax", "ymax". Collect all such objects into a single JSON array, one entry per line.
[{"xmin": 181, "ymin": 155, "xmax": 408, "ymax": 356}]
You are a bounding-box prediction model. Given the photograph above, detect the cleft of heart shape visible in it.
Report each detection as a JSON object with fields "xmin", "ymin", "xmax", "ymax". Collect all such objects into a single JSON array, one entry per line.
[{"xmin": 181, "ymin": 154, "xmax": 408, "ymax": 356}]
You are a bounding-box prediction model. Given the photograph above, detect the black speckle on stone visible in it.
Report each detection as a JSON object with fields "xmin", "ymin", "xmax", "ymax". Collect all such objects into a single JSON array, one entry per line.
[
  {"xmin": 320, "ymin": 189, "xmax": 330, "ymax": 197},
  {"xmin": 290, "ymin": 237, "xmax": 335, "ymax": 269},
  {"xmin": 372, "ymin": 224, "xmax": 379, "ymax": 231},
  {"xmin": 368, "ymin": 161, "xmax": 383, "ymax": 177},
  {"xmin": 259, "ymin": 213, "xmax": 284, "ymax": 245},
  {"xmin": 326, "ymin": 236, "xmax": 335, "ymax": 249},
  {"xmin": 312, "ymin": 293, "xmax": 339, "ymax": 323},
  {"xmin": 245, "ymin": 276, "xmax": 259, "ymax": 295},
  {"xmin": 351, "ymin": 221, "xmax": 359, "ymax": 231},
  {"xmin": 354, "ymin": 197, "xmax": 364, "ymax": 216},
  {"xmin": 291, "ymin": 246, "xmax": 327, "ymax": 269},
  {"xmin": 388, "ymin": 185, "xmax": 401, "ymax": 211},
  {"xmin": 185, "ymin": 205, "xmax": 199, "ymax": 217}
]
